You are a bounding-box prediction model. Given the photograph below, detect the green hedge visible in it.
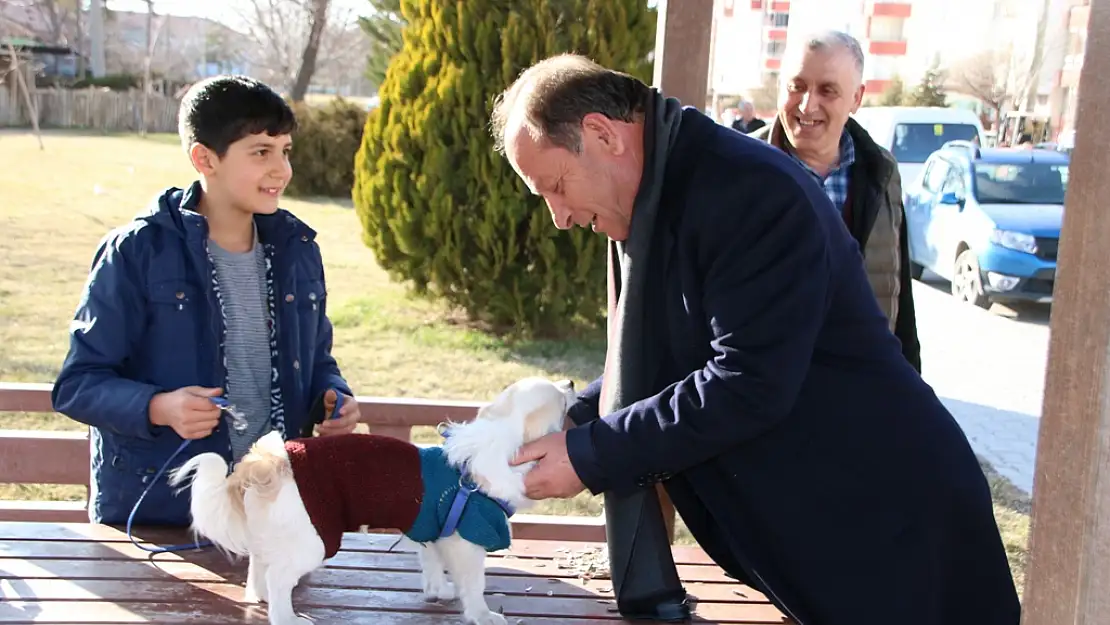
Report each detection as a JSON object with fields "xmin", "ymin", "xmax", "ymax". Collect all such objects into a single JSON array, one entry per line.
[
  {"xmin": 286, "ymin": 98, "xmax": 368, "ymax": 198},
  {"xmin": 352, "ymin": 0, "xmax": 655, "ymax": 336}
]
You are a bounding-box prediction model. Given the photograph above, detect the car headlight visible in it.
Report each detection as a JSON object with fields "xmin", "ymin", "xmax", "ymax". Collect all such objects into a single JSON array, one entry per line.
[{"xmin": 990, "ymin": 229, "xmax": 1038, "ymax": 254}]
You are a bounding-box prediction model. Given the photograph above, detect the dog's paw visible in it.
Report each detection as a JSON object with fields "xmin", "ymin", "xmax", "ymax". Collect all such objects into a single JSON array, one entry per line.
[
  {"xmin": 465, "ymin": 610, "xmax": 507, "ymax": 625},
  {"xmin": 244, "ymin": 587, "xmax": 266, "ymax": 604},
  {"xmin": 422, "ymin": 578, "xmax": 457, "ymax": 602}
]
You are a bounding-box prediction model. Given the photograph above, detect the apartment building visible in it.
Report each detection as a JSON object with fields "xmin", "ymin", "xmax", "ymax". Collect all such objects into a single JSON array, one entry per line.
[
  {"xmin": 102, "ymin": 11, "xmax": 250, "ymax": 83},
  {"xmin": 707, "ymin": 0, "xmax": 793, "ymax": 110},
  {"xmin": 708, "ymin": 0, "xmax": 921, "ymax": 107},
  {"xmin": 1049, "ymin": 0, "xmax": 1087, "ymax": 142}
]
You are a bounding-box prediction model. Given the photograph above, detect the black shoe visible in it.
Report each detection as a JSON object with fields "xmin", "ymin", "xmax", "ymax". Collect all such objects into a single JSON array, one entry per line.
[{"xmin": 617, "ymin": 593, "xmax": 692, "ymax": 622}]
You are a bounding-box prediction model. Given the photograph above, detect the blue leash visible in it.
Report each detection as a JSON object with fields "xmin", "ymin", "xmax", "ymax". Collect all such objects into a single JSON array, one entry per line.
[
  {"xmin": 125, "ymin": 391, "xmax": 345, "ymax": 554},
  {"xmin": 126, "ymin": 438, "xmax": 211, "ymax": 554}
]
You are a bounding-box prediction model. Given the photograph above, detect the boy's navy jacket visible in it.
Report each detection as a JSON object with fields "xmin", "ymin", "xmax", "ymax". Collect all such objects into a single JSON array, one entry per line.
[{"xmin": 52, "ymin": 181, "xmax": 352, "ymax": 526}]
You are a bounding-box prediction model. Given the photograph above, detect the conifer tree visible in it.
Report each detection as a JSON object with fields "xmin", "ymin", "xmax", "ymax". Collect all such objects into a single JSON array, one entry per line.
[
  {"xmin": 353, "ymin": 0, "xmax": 655, "ymax": 335},
  {"xmin": 907, "ymin": 65, "xmax": 948, "ymax": 107},
  {"xmin": 880, "ymin": 75, "xmax": 906, "ymax": 106},
  {"xmin": 359, "ymin": 0, "xmax": 405, "ymax": 89}
]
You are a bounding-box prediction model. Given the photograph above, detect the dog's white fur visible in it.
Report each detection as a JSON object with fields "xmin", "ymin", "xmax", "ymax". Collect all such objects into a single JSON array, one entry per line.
[{"xmin": 169, "ymin": 377, "xmax": 575, "ymax": 625}]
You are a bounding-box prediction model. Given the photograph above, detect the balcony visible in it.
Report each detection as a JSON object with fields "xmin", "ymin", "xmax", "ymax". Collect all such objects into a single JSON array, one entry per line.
[
  {"xmin": 870, "ymin": 2, "xmax": 912, "ymax": 18},
  {"xmin": 767, "ymin": 28, "xmax": 788, "ymax": 41},
  {"xmin": 765, "ymin": 58, "xmax": 782, "ymax": 70},
  {"xmin": 771, "ymin": 1, "xmax": 791, "ymax": 10},
  {"xmin": 869, "ymin": 39, "xmax": 908, "ymax": 55},
  {"xmin": 866, "ymin": 79, "xmax": 893, "ymax": 93}
]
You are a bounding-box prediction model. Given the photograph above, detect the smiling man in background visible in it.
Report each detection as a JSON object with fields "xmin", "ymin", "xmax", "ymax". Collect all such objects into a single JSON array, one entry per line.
[{"xmin": 750, "ymin": 30, "xmax": 921, "ymax": 372}]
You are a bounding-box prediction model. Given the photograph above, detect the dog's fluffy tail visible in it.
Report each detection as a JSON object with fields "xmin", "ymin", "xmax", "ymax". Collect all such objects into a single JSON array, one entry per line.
[{"xmin": 169, "ymin": 452, "xmax": 251, "ymax": 556}]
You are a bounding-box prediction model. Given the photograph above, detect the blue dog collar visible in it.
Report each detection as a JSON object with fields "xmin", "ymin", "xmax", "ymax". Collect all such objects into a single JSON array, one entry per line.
[{"xmin": 437, "ymin": 425, "xmax": 516, "ymax": 539}]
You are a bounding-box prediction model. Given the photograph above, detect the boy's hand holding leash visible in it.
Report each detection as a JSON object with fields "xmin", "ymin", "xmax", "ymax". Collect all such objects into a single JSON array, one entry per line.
[
  {"xmin": 316, "ymin": 389, "xmax": 359, "ymax": 436},
  {"xmin": 148, "ymin": 386, "xmax": 223, "ymax": 439}
]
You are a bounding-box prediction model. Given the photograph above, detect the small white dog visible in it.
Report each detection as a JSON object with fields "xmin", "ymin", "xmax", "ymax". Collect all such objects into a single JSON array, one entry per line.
[{"xmin": 169, "ymin": 377, "xmax": 575, "ymax": 625}]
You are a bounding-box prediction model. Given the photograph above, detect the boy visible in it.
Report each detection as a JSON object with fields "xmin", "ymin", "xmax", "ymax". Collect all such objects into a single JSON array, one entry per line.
[{"xmin": 52, "ymin": 75, "xmax": 360, "ymax": 526}]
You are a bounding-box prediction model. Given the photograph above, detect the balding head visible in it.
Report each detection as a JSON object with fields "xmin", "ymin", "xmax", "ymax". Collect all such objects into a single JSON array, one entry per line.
[
  {"xmin": 489, "ymin": 54, "xmax": 652, "ymax": 241},
  {"xmin": 490, "ymin": 54, "xmax": 651, "ymax": 156}
]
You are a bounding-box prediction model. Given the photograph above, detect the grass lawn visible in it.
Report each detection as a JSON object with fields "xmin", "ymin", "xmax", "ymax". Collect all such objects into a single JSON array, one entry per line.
[{"xmin": 0, "ymin": 130, "xmax": 1029, "ymax": 593}]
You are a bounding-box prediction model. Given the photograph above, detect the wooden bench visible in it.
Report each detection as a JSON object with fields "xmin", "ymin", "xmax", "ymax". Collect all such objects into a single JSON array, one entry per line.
[
  {"xmin": 0, "ymin": 382, "xmax": 605, "ymax": 541},
  {"xmin": 0, "ymin": 522, "xmax": 790, "ymax": 623}
]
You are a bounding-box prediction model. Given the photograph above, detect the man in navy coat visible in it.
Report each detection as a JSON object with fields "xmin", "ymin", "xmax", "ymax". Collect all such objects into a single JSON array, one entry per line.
[{"xmin": 494, "ymin": 54, "xmax": 1020, "ymax": 624}]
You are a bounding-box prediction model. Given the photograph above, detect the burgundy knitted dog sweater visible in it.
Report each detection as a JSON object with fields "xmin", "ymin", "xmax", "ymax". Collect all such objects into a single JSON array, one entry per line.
[{"xmin": 285, "ymin": 433, "xmax": 423, "ymax": 558}]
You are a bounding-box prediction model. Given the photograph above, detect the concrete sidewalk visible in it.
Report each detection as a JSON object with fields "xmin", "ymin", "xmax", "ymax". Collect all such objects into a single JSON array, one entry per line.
[{"xmin": 912, "ymin": 280, "xmax": 1048, "ymax": 495}]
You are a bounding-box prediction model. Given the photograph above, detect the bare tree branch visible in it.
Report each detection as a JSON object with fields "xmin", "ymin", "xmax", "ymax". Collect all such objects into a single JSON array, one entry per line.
[
  {"xmin": 5, "ymin": 0, "xmax": 79, "ymax": 46},
  {"xmin": 230, "ymin": 0, "xmax": 362, "ymax": 96},
  {"xmin": 947, "ymin": 46, "xmax": 1039, "ymax": 124}
]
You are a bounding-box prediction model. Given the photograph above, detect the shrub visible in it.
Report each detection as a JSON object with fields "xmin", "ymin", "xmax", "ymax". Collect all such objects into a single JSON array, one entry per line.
[
  {"xmin": 352, "ymin": 0, "xmax": 655, "ymax": 336},
  {"xmin": 72, "ymin": 73, "xmax": 140, "ymax": 91},
  {"xmin": 880, "ymin": 76, "xmax": 907, "ymax": 106},
  {"xmin": 286, "ymin": 98, "xmax": 368, "ymax": 198}
]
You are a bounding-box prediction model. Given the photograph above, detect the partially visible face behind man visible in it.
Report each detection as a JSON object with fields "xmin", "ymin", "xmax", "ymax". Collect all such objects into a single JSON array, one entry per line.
[
  {"xmin": 504, "ymin": 109, "xmax": 635, "ymax": 241},
  {"xmin": 779, "ymin": 43, "xmax": 865, "ymax": 159}
]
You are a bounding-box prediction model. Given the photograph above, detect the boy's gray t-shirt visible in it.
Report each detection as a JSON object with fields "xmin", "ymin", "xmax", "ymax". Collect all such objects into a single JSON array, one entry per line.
[{"xmin": 209, "ymin": 229, "xmax": 274, "ymax": 460}]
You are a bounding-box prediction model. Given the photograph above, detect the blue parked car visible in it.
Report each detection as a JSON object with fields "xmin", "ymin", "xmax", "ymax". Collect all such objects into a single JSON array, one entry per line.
[{"xmin": 903, "ymin": 141, "xmax": 1067, "ymax": 309}]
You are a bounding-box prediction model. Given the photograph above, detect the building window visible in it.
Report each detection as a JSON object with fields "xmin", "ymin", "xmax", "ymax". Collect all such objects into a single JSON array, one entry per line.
[
  {"xmin": 767, "ymin": 12, "xmax": 790, "ymax": 27},
  {"xmin": 765, "ymin": 41, "xmax": 787, "ymax": 57},
  {"xmin": 866, "ymin": 55, "xmax": 900, "ymax": 81},
  {"xmin": 869, "ymin": 15, "xmax": 904, "ymax": 41}
]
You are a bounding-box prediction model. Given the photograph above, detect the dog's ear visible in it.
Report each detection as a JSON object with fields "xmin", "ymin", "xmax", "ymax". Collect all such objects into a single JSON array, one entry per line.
[
  {"xmin": 228, "ymin": 447, "xmax": 290, "ymax": 505},
  {"xmin": 519, "ymin": 383, "xmax": 572, "ymax": 442},
  {"xmin": 477, "ymin": 384, "xmax": 517, "ymax": 421}
]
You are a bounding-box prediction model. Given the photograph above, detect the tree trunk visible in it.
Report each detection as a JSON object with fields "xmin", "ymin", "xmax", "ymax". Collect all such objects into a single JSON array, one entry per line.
[
  {"xmin": 75, "ymin": 5, "xmax": 86, "ymax": 79},
  {"xmin": 141, "ymin": 0, "xmax": 153, "ymax": 137},
  {"xmin": 289, "ymin": 0, "xmax": 330, "ymax": 102}
]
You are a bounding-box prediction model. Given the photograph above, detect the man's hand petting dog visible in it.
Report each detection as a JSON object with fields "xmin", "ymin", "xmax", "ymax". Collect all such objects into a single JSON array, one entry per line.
[
  {"xmin": 511, "ymin": 431, "xmax": 586, "ymax": 499},
  {"xmin": 315, "ymin": 389, "xmax": 360, "ymax": 436}
]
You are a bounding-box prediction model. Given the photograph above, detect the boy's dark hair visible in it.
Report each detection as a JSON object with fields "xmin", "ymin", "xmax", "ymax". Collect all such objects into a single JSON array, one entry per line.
[{"xmin": 178, "ymin": 75, "xmax": 297, "ymax": 156}]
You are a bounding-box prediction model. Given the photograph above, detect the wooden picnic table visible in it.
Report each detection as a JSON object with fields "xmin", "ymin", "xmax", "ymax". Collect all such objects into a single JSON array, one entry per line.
[{"xmin": 0, "ymin": 522, "xmax": 790, "ymax": 624}]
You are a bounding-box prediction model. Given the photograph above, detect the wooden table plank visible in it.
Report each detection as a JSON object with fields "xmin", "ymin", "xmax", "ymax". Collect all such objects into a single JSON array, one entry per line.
[
  {"xmin": 1, "ymin": 546, "xmax": 735, "ymax": 587},
  {"xmin": 0, "ymin": 603, "xmax": 789, "ymax": 625},
  {"xmin": 0, "ymin": 523, "xmax": 791, "ymax": 624},
  {"xmin": 1, "ymin": 578, "xmax": 785, "ymax": 622},
  {"xmin": 0, "ymin": 523, "xmax": 720, "ymax": 565},
  {"xmin": 0, "ymin": 557, "xmax": 759, "ymax": 604}
]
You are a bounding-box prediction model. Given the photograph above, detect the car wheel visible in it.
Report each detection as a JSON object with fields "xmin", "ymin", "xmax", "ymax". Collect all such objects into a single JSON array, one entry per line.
[
  {"xmin": 909, "ymin": 261, "xmax": 924, "ymax": 280},
  {"xmin": 952, "ymin": 249, "xmax": 991, "ymax": 309}
]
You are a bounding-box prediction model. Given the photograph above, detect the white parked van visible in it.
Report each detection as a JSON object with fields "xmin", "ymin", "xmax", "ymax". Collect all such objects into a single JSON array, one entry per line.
[{"xmin": 851, "ymin": 106, "xmax": 985, "ymax": 188}]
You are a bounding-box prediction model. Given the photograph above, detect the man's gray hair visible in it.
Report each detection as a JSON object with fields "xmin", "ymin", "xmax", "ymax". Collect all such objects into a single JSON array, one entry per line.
[
  {"xmin": 803, "ymin": 30, "xmax": 865, "ymax": 77},
  {"xmin": 490, "ymin": 54, "xmax": 652, "ymax": 155}
]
